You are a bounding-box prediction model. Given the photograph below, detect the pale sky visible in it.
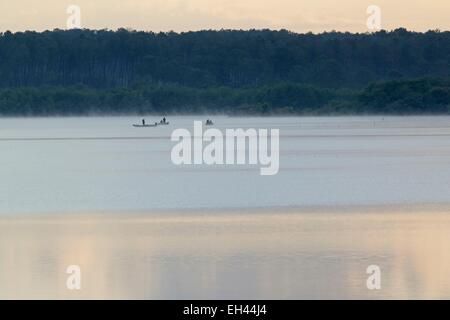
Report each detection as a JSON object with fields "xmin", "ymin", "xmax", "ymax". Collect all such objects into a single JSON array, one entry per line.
[{"xmin": 0, "ymin": 0, "xmax": 449, "ymax": 33}]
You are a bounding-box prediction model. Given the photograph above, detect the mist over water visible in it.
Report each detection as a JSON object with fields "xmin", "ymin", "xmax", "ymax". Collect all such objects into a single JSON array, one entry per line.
[{"xmin": 2, "ymin": 115, "xmax": 450, "ymax": 214}]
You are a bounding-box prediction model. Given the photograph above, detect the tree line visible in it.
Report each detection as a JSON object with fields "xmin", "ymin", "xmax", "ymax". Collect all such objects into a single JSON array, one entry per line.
[
  {"xmin": 0, "ymin": 78, "xmax": 448, "ymax": 116},
  {"xmin": 0, "ymin": 28, "xmax": 448, "ymax": 115}
]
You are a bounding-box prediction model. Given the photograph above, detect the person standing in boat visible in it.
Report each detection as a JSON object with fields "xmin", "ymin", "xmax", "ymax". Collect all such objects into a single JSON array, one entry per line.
[{"xmin": 142, "ymin": 119, "xmax": 146, "ymax": 126}]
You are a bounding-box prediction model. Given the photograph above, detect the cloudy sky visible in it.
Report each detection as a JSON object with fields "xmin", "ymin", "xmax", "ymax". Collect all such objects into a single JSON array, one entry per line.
[{"xmin": 0, "ymin": 0, "xmax": 448, "ymax": 33}]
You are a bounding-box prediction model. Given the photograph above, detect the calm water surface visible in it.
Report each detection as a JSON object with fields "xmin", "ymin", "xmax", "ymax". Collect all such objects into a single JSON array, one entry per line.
[
  {"xmin": 2, "ymin": 116, "xmax": 450, "ymax": 214},
  {"xmin": 1, "ymin": 116, "xmax": 450, "ymax": 299}
]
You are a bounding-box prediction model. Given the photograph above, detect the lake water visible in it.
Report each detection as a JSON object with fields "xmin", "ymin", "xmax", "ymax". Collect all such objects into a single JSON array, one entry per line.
[
  {"xmin": 1, "ymin": 115, "xmax": 450, "ymax": 299},
  {"xmin": 2, "ymin": 115, "xmax": 450, "ymax": 214}
]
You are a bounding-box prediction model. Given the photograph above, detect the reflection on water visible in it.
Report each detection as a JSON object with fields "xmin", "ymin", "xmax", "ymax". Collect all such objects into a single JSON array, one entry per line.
[{"xmin": 1, "ymin": 208, "xmax": 450, "ymax": 299}]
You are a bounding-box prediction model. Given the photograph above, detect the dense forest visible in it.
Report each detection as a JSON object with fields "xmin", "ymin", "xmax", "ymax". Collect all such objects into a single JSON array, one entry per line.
[{"xmin": 0, "ymin": 28, "xmax": 449, "ymax": 115}]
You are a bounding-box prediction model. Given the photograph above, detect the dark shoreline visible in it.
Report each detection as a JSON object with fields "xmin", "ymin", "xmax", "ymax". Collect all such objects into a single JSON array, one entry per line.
[{"xmin": 0, "ymin": 78, "xmax": 449, "ymax": 117}]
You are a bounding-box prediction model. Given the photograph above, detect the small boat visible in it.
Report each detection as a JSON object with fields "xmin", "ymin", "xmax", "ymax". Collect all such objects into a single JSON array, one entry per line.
[
  {"xmin": 205, "ymin": 120, "xmax": 214, "ymax": 126},
  {"xmin": 158, "ymin": 121, "xmax": 170, "ymax": 125},
  {"xmin": 133, "ymin": 123, "xmax": 158, "ymax": 128}
]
